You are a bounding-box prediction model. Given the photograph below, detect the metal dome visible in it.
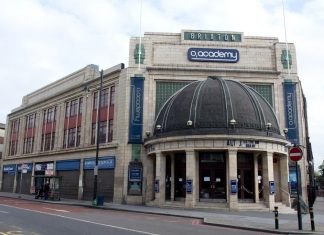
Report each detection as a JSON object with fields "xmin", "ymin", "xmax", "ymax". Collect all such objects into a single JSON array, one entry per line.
[{"xmin": 153, "ymin": 77, "xmax": 283, "ymax": 139}]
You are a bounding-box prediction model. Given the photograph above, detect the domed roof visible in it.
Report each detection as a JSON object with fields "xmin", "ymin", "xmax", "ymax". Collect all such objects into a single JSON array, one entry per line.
[{"xmin": 153, "ymin": 77, "xmax": 283, "ymax": 139}]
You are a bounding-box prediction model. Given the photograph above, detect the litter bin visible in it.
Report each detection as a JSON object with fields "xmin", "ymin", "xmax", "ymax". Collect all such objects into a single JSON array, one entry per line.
[{"xmin": 96, "ymin": 196, "xmax": 104, "ymax": 206}]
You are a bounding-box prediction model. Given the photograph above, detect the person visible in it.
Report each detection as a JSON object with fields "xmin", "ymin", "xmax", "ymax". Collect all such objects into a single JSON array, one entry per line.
[
  {"xmin": 44, "ymin": 182, "xmax": 50, "ymax": 200},
  {"xmin": 35, "ymin": 185, "xmax": 44, "ymax": 199}
]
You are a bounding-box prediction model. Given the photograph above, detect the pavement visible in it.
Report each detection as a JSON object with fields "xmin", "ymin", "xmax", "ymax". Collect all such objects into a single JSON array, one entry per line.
[{"xmin": 0, "ymin": 191, "xmax": 323, "ymax": 235}]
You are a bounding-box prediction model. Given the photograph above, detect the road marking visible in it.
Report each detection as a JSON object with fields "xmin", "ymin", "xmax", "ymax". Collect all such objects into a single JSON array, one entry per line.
[
  {"xmin": 43, "ymin": 207, "xmax": 70, "ymax": 213},
  {"xmin": 0, "ymin": 204, "xmax": 159, "ymax": 235},
  {"xmin": 0, "ymin": 210, "xmax": 9, "ymax": 214}
]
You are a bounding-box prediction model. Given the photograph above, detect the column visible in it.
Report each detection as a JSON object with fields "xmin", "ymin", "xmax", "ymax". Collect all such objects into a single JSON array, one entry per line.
[
  {"xmin": 155, "ymin": 152, "xmax": 166, "ymax": 205},
  {"xmin": 185, "ymin": 150, "xmax": 197, "ymax": 208},
  {"xmin": 56, "ymin": 102, "xmax": 65, "ymax": 150},
  {"xmin": 84, "ymin": 92, "xmax": 93, "ymax": 146},
  {"xmin": 254, "ymin": 153, "xmax": 259, "ymax": 203},
  {"xmin": 170, "ymin": 153, "xmax": 175, "ymax": 201},
  {"xmin": 280, "ymin": 154, "xmax": 291, "ymax": 206},
  {"xmin": 228, "ymin": 149, "xmax": 238, "ymax": 210},
  {"xmin": 17, "ymin": 117, "xmax": 25, "ymax": 155},
  {"xmin": 78, "ymin": 158, "xmax": 84, "ymax": 200},
  {"xmin": 35, "ymin": 111, "xmax": 44, "ymax": 152},
  {"xmin": 30, "ymin": 161, "xmax": 36, "ymax": 192},
  {"xmin": 262, "ymin": 151, "xmax": 275, "ymax": 210},
  {"xmin": 13, "ymin": 169, "xmax": 18, "ymax": 193}
]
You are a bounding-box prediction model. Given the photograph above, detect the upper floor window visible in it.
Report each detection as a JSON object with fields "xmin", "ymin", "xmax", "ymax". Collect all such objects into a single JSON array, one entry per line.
[
  {"xmin": 43, "ymin": 106, "xmax": 57, "ymax": 123},
  {"xmin": 65, "ymin": 97, "xmax": 83, "ymax": 118},
  {"xmin": 26, "ymin": 113, "xmax": 36, "ymax": 129},
  {"xmin": 110, "ymin": 86, "xmax": 115, "ymax": 105},
  {"xmin": 93, "ymin": 86, "xmax": 114, "ymax": 109},
  {"xmin": 11, "ymin": 119, "xmax": 20, "ymax": 133}
]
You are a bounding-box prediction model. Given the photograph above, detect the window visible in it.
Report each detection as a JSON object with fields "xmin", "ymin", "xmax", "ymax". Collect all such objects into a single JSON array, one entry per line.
[
  {"xmin": 76, "ymin": 127, "xmax": 81, "ymax": 147},
  {"xmin": 108, "ymin": 119, "xmax": 113, "ymax": 142},
  {"xmin": 245, "ymin": 84, "xmax": 273, "ymax": 107},
  {"xmin": 44, "ymin": 106, "xmax": 56, "ymax": 123},
  {"xmin": 23, "ymin": 137, "xmax": 34, "ymax": 154},
  {"xmin": 65, "ymin": 102, "xmax": 70, "ymax": 118},
  {"xmin": 26, "ymin": 114, "xmax": 36, "ymax": 129},
  {"xmin": 9, "ymin": 140, "xmax": 18, "ymax": 156},
  {"xmin": 63, "ymin": 130, "xmax": 68, "ymax": 148},
  {"xmin": 79, "ymin": 97, "xmax": 83, "ymax": 114},
  {"xmin": 70, "ymin": 99, "xmax": 78, "ymax": 117},
  {"xmin": 93, "ymin": 92, "xmax": 98, "ymax": 110},
  {"xmin": 99, "ymin": 121, "xmax": 107, "ymax": 143},
  {"xmin": 91, "ymin": 123, "xmax": 96, "ymax": 144},
  {"xmin": 110, "ymin": 86, "xmax": 115, "ymax": 105},
  {"xmin": 11, "ymin": 119, "xmax": 20, "ymax": 133},
  {"xmin": 41, "ymin": 133, "xmax": 55, "ymax": 151},
  {"xmin": 68, "ymin": 127, "xmax": 76, "ymax": 147},
  {"xmin": 101, "ymin": 88, "xmax": 109, "ymax": 107},
  {"xmin": 155, "ymin": 81, "xmax": 189, "ymax": 115}
]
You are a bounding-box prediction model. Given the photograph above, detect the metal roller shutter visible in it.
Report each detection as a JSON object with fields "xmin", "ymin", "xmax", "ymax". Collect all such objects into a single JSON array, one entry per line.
[{"xmin": 56, "ymin": 170, "xmax": 79, "ymax": 199}]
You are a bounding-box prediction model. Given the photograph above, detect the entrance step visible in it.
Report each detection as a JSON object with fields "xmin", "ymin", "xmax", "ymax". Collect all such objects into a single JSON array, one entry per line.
[
  {"xmin": 275, "ymin": 202, "xmax": 296, "ymax": 214},
  {"xmin": 236, "ymin": 202, "xmax": 268, "ymax": 212}
]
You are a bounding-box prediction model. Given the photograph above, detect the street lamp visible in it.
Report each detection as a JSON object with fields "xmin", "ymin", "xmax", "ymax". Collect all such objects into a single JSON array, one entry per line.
[{"xmin": 93, "ymin": 69, "xmax": 104, "ymax": 204}]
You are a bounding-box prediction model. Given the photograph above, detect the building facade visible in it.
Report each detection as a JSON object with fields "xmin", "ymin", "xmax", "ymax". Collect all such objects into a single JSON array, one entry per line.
[{"xmin": 1, "ymin": 30, "xmax": 312, "ymax": 211}]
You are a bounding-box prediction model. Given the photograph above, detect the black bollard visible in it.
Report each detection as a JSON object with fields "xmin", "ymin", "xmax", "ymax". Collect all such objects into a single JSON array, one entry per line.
[
  {"xmin": 273, "ymin": 206, "xmax": 279, "ymax": 229},
  {"xmin": 309, "ymin": 207, "xmax": 315, "ymax": 231}
]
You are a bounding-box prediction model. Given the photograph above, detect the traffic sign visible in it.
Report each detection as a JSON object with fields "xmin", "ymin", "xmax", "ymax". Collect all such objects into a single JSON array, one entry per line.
[{"xmin": 289, "ymin": 146, "xmax": 303, "ymax": 162}]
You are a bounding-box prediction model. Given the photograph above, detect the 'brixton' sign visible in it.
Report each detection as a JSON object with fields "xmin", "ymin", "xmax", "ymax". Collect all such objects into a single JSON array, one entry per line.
[
  {"xmin": 184, "ymin": 32, "xmax": 242, "ymax": 42},
  {"xmin": 188, "ymin": 48, "xmax": 239, "ymax": 63}
]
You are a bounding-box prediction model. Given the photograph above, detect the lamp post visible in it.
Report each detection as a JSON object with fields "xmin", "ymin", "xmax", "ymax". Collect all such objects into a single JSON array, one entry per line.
[{"xmin": 93, "ymin": 69, "xmax": 104, "ymax": 204}]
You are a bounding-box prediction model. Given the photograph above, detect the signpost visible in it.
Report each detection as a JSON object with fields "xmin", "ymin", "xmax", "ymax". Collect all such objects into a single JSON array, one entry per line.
[{"xmin": 289, "ymin": 146, "xmax": 303, "ymax": 230}]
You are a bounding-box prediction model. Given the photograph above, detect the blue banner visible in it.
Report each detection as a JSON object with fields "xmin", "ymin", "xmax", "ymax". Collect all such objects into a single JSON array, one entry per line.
[
  {"xmin": 129, "ymin": 77, "xmax": 144, "ymax": 143},
  {"xmin": 284, "ymin": 82, "xmax": 299, "ymax": 144},
  {"xmin": 56, "ymin": 160, "xmax": 80, "ymax": 171},
  {"xmin": 188, "ymin": 48, "xmax": 239, "ymax": 63},
  {"xmin": 3, "ymin": 164, "xmax": 16, "ymax": 173},
  {"xmin": 186, "ymin": 179, "xmax": 192, "ymax": 194},
  {"xmin": 84, "ymin": 156, "xmax": 115, "ymax": 170}
]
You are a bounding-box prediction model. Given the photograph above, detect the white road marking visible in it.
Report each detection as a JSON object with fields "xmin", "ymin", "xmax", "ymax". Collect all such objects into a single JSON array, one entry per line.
[
  {"xmin": 0, "ymin": 204, "xmax": 159, "ymax": 235},
  {"xmin": 0, "ymin": 210, "xmax": 9, "ymax": 213},
  {"xmin": 43, "ymin": 207, "xmax": 70, "ymax": 213}
]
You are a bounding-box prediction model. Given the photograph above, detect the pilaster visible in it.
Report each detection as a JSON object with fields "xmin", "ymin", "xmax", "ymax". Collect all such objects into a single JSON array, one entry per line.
[
  {"xmin": 280, "ymin": 154, "xmax": 291, "ymax": 206},
  {"xmin": 254, "ymin": 153, "xmax": 259, "ymax": 203},
  {"xmin": 228, "ymin": 149, "xmax": 238, "ymax": 210},
  {"xmin": 155, "ymin": 152, "xmax": 166, "ymax": 205},
  {"xmin": 185, "ymin": 150, "xmax": 197, "ymax": 208},
  {"xmin": 78, "ymin": 158, "xmax": 84, "ymax": 200},
  {"xmin": 262, "ymin": 151, "xmax": 275, "ymax": 210}
]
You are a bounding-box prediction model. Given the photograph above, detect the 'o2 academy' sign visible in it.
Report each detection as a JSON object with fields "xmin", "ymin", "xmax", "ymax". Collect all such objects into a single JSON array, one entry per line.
[{"xmin": 188, "ymin": 48, "xmax": 239, "ymax": 63}]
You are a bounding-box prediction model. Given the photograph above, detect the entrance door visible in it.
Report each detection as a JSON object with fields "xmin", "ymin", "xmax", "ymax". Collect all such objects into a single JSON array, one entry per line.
[
  {"xmin": 174, "ymin": 153, "xmax": 186, "ymax": 199},
  {"xmin": 199, "ymin": 152, "xmax": 226, "ymax": 201},
  {"xmin": 237, "ymin": 153, "xmax": 254, "ymax": 201}
]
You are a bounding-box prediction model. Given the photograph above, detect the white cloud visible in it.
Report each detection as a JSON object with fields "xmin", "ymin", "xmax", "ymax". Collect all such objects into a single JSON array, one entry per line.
[{"xmin": 0, "ymin": 0, "xmax": 323, "ymax": 168}]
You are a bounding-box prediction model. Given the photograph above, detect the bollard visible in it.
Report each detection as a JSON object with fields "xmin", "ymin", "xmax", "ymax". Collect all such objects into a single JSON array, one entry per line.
[
  {"xmin": 273, "ymin": 206, "xmax": 279, "ymax": 229},
  {"xmin": 309, "ymin": 207, "xmax": 315, "ymax": 231}
]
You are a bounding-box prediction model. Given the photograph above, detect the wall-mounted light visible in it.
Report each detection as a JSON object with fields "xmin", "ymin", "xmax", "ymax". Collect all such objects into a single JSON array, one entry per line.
[
  {"xmin": 187, "ymin": 120, "xmax": 192, "ymax": 126},
  {"xmin": 145, "ymin": 131, "xmax": 151, "ymax": 137},
  {"xmin": 283, "ymin": 128, "xmax": 288, "ymax": 135},
  {"xmin": 266, "ymin": 122, "xmax": 272, "ymax": 130},
  {"xmin": 156, "ymin": 125, "xmax": 161, "ymax": 130},
  {"xmin": 229, "ymin": 119, "xmax": 236, "ymax": 127}
]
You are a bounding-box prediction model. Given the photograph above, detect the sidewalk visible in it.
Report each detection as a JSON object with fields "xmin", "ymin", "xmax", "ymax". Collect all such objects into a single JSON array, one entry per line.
[{"xmin": 1, "ymin": 191, "xmax": 323, "ymax": 235}]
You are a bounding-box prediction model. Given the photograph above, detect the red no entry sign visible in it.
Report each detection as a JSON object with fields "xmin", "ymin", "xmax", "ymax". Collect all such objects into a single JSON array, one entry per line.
[{"xmin": 289, "ymin": 146, "xmax": 303, "ymax": 162}]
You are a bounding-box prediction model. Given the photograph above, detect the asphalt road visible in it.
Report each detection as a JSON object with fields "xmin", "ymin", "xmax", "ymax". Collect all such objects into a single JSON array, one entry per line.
[{"xmin": 0, "ymin": 197, "xmax": 271, "ymax": 235}]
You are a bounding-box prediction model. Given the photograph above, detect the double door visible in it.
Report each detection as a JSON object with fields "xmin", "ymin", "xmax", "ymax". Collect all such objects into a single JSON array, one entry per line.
[{"xmin": 200, "ymin": 168, "xmax": 226, "ymax": 200}]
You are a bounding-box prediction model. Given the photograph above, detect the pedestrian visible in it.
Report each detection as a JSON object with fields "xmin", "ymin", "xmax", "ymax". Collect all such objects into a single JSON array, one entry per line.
[
  {"xmin": 44, "ymin": 181, "xmax": 50, "ymax": 200},
  {"xmin": 35, "ymin": 185, "xmax": 44, "ymax": 199}
]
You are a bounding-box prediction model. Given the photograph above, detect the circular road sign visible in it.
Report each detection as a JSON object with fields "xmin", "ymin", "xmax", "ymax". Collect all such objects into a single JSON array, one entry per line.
[{"xmin": 289, "ymin": 146, "xmax": 303, "ymax": 162}]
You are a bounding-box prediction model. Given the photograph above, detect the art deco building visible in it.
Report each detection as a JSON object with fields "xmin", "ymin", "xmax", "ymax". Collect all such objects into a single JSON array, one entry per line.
[{"xmin": 1, "ymin": 30, "xmax": 313, "ymax": 211}]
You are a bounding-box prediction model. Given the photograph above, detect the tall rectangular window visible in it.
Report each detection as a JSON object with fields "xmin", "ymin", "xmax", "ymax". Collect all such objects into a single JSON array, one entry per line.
[
  {"xmin": 70, "ymin": 99, "xmax": 78, "ymax": 117},
  {"xmin": 108, "ymin": 119, "xmax": 113, "ymax": 142},
  {"xmin": 110, "ymin": 86, "xmax": 115, "ymax": 105},
  {"xmin": 245, "ymin": 84, "xmax": 273, "ymax": 107}
]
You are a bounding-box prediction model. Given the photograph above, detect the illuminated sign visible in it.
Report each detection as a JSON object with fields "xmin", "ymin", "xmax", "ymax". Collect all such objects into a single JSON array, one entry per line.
[{"xmin": 188, "ymin": 48, "xmax": 239, "ymax": 63}]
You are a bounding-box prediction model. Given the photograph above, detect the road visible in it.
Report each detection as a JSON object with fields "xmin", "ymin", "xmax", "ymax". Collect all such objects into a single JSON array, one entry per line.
[{"xmin": 0, "ymin": 197, "xmax": 271, "ymax": 235}]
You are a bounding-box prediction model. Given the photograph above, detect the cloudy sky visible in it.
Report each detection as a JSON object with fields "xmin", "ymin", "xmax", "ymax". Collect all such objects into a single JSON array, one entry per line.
[{"xmin": 0, "ymin": 0, "xmax": 323, "ymax": 169}]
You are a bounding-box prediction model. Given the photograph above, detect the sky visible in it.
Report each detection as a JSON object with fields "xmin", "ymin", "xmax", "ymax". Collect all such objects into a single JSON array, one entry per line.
[{"xmin": 0, "ymin": 0, "xmax": 323, "ymax": 169}]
